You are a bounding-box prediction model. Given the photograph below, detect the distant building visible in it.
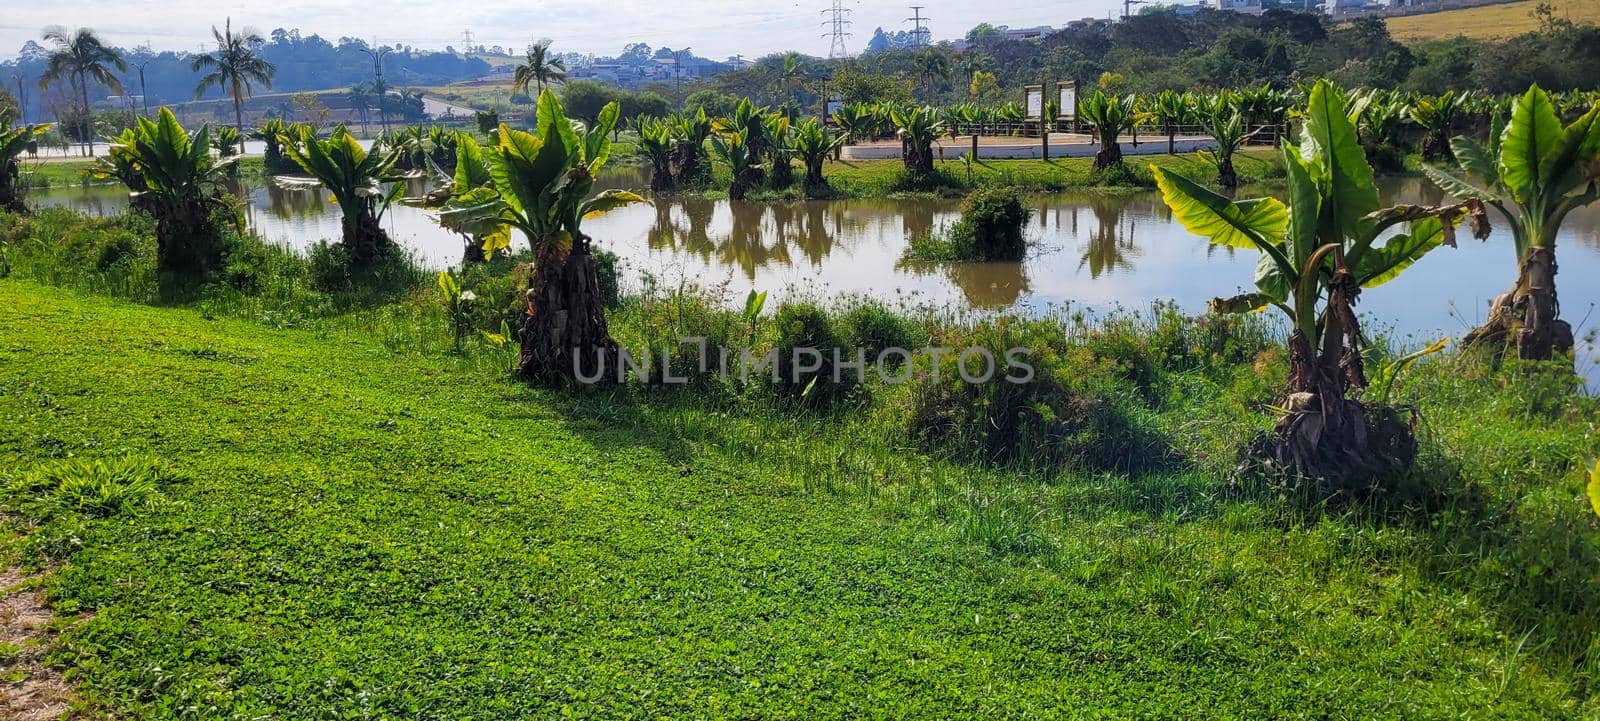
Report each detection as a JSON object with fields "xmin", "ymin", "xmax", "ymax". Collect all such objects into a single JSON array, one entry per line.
[
  {"xmin": 1002, "ymin": 25, "xmax": 1056, "ymax": 41},
  {"xmin": 1215, "ymin": 0, "xmax": 1267, "ymax": 15}
]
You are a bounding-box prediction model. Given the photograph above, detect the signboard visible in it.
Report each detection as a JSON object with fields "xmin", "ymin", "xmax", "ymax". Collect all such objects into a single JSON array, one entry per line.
[
  {"xmin": 1056, "ymin": 81, "xmax": 1077, "ymax": 120},
  {"xmin": 825, "ymin": 99, "xmax": 844, "ymax": 120},
  {"xmin": 1023, "ymin": 85, "xmax": 1044, "ymax": 120}
]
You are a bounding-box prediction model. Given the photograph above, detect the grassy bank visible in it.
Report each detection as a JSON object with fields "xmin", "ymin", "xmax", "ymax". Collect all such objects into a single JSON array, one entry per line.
[
  {"xmin": 3, "ymin": 207, "xmax": 1600, "ymax": 718},
  {"xmin": 16, "ymin": 156, "xmax": 269, "ymax": 190},
  {"xmin": 1386, "ymin": 0, "xmax": 1600, "ymax": 42}
]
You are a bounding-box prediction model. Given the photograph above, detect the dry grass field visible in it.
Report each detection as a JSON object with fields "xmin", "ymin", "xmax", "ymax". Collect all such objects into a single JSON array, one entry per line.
[{"xmin": 1387, "ymin": 0, "xmax": 1600, "ymax": 41}]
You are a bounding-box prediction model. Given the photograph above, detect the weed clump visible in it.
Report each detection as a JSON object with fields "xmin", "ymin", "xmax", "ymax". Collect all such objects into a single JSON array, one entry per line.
[{"xmin": 903, "ymin": 187, "xmax": 1029, "ymax": 262}]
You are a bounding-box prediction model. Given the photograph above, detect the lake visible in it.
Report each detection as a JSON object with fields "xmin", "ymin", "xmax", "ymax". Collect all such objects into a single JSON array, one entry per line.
[{"xmin": 29, "ymin": 166, "xmax": 1600, "ymax": 385}]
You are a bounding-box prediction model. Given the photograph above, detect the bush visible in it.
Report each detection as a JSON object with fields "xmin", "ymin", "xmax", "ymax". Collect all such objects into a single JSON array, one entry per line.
[
  {"xmin": 839, "ymin": 299, "xmax": 926, "ymax": 364},
  {"xmin": 906, "ymin": 317, "xmax": 1173, "ymax": 472},
  {"xmin": 308, "ymin": 241, "xmax": 352, "ymax": 294},
  {"xmin": 771, "ymin": 302, "xmax": 855, "ymax": 407},
  {"xmin": 594, "ymin": 248, "xmax": 621, "ymax": 309},
  {"xmin": 903, "ymin": 187, "xmax": 1029, "ymax": 262}
]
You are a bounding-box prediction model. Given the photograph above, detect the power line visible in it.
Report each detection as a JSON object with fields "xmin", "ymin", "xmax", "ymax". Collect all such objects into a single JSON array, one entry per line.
[
  {"xmin": 905, "ymin": 6, "xmax": 930, "ymax": 48},
  {"xmin": 820, "ymin": 0, "xmax": 852, "ymax": 59}
]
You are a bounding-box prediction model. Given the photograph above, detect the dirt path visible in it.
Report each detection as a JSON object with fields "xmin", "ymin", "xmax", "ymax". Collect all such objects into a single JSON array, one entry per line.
[{"xmin": 0, "ymin": 568, "xmax": 74, "ymax": 721}]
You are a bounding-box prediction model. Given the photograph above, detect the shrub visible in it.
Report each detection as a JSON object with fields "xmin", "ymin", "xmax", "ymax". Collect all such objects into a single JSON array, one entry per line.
[
  {"xmin": 905, "ymin": 317, "xmax": 1172, "ymax": 473},
  {"xmin": 594, "ymin": 248, "xmax": 621, "ymax": 309},
  {"xmin": 839, "ymin": 299, "xmax": 926, "ymax": 364},
  {"xmin": 308, "ymin": 241, "xmax": 352, "ymax": 294},
  {"xmin": 771, "ymin": 302, "xmax": 855, "ymax": 407},
  {"xmin": 903, "ymin": 187, "xmax": 1029, "ymax": 262}
]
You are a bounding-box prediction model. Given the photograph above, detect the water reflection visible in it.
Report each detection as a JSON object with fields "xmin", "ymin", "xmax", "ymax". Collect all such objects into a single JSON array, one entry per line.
[{"xmin": 28, "ymin": 173, "xmax": 1600, "ymax": 384}]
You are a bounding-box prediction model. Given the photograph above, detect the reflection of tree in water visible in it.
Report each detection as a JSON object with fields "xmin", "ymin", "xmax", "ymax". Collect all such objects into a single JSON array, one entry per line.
[
  {"xmin": 265, "ymin": 182, "xmax": 327, "ymax": 219},
  {"xmin": 901, "ymin": 202, "xmax": 937, "ymax": 242},
  {"xmin": 642, "ymin": 198, "xmax": 805, "ymax": 280},
  {"xmin": 897, "ymin": 258, "xmax": 1030, "ymax": 308},
  {"xmin": 791, "ymin": 202, "xmax": 837, "ymax": 265},
  {"xmin": 1078, "ymin": 194, "xmax": 1140, "ymax": 278}
]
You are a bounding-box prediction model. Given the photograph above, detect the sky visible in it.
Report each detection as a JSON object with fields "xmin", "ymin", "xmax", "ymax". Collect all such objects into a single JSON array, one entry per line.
[{"xmin": 0, "ymin": 0, "xmax": 1133, "ymax": 62}]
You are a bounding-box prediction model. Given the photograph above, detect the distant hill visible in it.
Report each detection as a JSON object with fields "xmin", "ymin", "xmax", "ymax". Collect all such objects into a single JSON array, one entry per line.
[{"xmin": 1386, "ymin": 0, "xmax": 1600, "ymax": 41}]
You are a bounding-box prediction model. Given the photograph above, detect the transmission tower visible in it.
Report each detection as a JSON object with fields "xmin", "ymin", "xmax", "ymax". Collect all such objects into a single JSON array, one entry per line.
[
  {"xmin": 906, "ymin": 6, "xmax": 930, "ymax": 48},
  {"xmin": 460, "ymin": 29, "xmax": 474, "ymax": 48},
  {"xmin": 821, "ymin": 0, "xmax": 853, "ymax": 59}
]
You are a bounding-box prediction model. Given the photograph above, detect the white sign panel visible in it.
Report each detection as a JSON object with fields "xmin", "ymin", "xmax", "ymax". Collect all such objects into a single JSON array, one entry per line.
[
  {"xmin": 825, "ymin": 100, "xmax": 844, "ymax": 118},
  {"xmin": 1058, "ymin": 84, "xmax": 1077, "ymax": 118},
  {"xmin": 1025, "ymin": 88, "xmax": 1043, "ymax": 120}
]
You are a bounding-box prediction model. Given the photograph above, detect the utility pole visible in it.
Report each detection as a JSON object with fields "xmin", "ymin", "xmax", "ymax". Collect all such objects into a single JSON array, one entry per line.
[
  {"xmin": 1123, "ymin": 0, "xmax": 1148, "ymax": 18},
  {"xmin": 906, "ymin": 6, "xmax": 930, "ymax": 48},
  {"xmin": 821, "ymin": 0, "xmax": 852, "ymax": 59}
]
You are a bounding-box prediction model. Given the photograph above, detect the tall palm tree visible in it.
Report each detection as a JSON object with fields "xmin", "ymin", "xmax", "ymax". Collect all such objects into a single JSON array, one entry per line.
[
  {"xmin": 346, "ymin": 83, "xmax": 371, "ymax": 134},
  {"xmin": 511, "ymin": 41, "xmax": 566, "ymax": 98},
  {"xmin": 912, "ymin": 49, "xmax": 950, "ymax": 101},
  {"xmin": 38, "ymin": 27, "xmax": 125, "ymax": 157},
  {"xmin": 191, "ymin": 19, "xmax": 276, "ymax": 135}
]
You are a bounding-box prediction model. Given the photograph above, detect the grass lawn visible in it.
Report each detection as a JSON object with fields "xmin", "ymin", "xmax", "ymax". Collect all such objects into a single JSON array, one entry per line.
[
  {"xmin": 1387, "ymin": 0, "xmax": 1600, "ymax": 42},
  {"xmin": 2, "ymin": 269, "xmax": 1598, "ymax": 717}
]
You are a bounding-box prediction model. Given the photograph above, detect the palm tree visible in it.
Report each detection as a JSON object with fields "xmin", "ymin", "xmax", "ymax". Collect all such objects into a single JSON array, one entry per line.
[
  {"xmin": 38, "ymin": 27, "xmax": 125, "ymax": 157},
  {"xmin": 512, "ymin": 41, "xmax": 567, "ymax": 98},
  {"xmin": 191, "ymin": 19, "xmax": 276, "ymax": 136},
  {"xmin": 346, "ymin": 84, "xmax": 372, "ymax": 134},
  {"xmin": 912, "ymin": 49, "xmax": 950, "ymax": 101}
]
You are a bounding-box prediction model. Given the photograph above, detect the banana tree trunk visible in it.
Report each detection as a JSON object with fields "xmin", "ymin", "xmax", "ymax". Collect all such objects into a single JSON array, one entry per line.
[
  {"xmin": 769, "ymin": 152, "xmax": 794, "ymax": 189},
  {"xmin": 1464, "ymin": 245, "xmax": 1573, "ymax": 362},
  {"xmin": 804, "ymin": 158, "xmax": 825, "ymax": 190},
  {"xmin": 902, "ymin": 138, "xmax": 933, "ymax": 175},
  {"xmin": 518, "ymin": 238, "xmax": 617, "ymax": 385},
  {"xmin": 1217, "ymin": 155, "xmax": 1237, "ymax": 190},
  {"xmin": 1, "ymin": 160, "xmax": 22, "ymax": 213},
  {"xmin": 649, "ymin": 160, "xmax": 673, "ymax": 192},
  {"xmin": 1093, "ymin": 137, "xmax": 1122, "ymax": 171},
  {"xmin": 1250, "ymin": 265, "xmax": 1417, "ymax": 495},
  {"xmin": 341, "ymin": 206, "xmax": 394, "ymax": 268},
  {"xmin": 153, "ymin": 196, "xmax": 221, "ymax": 274}
]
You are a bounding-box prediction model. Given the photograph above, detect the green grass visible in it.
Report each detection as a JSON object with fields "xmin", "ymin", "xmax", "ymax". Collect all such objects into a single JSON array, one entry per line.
[
  {"xmin": 2, "ymin": 205, "xmax": 1600, "ymax": 718},
  {"xmin": 16, "ymin": 157, "xmax": 268, "ymax": 189}
]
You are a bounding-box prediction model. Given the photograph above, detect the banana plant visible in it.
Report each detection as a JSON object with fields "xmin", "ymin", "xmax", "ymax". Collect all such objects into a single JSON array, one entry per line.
[
  {"xmin": 764, "ymin": 113, "xmax": 795, "ymax": 190},
  {"xmin": 889, "ymin": 105, "xmax": 945, "ymax": 175},
  {"xmin": 1, "ymin": 120, "xmax": 51, "ymax": 212},
  {"xmin": 277, "ymin": 124, "xmax": 405, "ymax": 268},
  {"xmin": 1152, "ymin": 80, "xmax": 1487, "ymax": 491},
  {"xmin": 831, "ymin": 103, "xmax": 871, "ymax": 145},
  {"xmin": 91, "ymin": 107, "xmax": 237, "ymax": 274},
  {"xmin": 250, "ymin": 118, "xmax": 294, "ymax": 174},
  {"xmin": 671, "ymin": 109, "xmax": 713, "ymax": 187},
  {"xmin": 1194, "ymin": 95, "xmax": 1254, "ymax": 189},
  {"xmin": 432, "ymin": 89, "xmax": 645, "ymax": 384},
  {"xmin": 211, "ymin": 124, "xmax": 243, "ymax": 157},
  {"xmin": 712, "ymin": 128, "xmax": 762, "ymax": 200},
  {"xmin": 1149, "ymin": 90, "xmax": 1195, "ymax": 155},
  {"xmin": 1409, "ymin": 90, "xmax": 1470, "ymax": 161},
  {"xmin": 634, "ymin": 115, "xmax": 676, "ymax": 192},
  {"xmin": 1424, "ymin": 85, "xmax": 1600, "ymax": 362},
  {"xmin": 404, "ymin": 130, "xmax": 495, "ymax": 263},
  {"xmin": 788, "ymin": 118, "xmax": 844, "ymax": 191},
  {"xmin": 426, "ymin": 125, "xmax": 458, "ymax": 170},
  {"xmin": 1078, "ymin": 91, "xmax": 1146, "ymax": 171}
]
